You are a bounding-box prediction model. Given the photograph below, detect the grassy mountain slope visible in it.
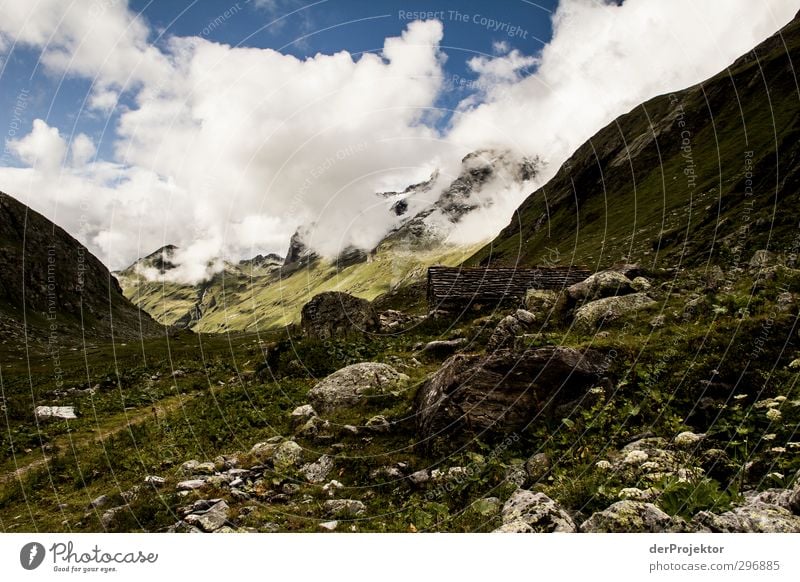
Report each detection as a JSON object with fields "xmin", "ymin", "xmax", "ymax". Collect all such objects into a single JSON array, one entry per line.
[
  {"xmin": 469, "ymin": 13, "xmax": 800, "ymax": 270},
  {"xmin": 118, "ymin": 244, "xmax": 482, "ymax": 332}
]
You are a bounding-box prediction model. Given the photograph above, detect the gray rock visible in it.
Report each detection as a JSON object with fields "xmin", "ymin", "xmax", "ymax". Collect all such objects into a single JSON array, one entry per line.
[
  {"xmin": 185, "ymin": 500, "xmax": 229, "ymax": 532},
  {"xmin": 573, "ymin": 293, "xmax": 656, "ymax": 329},
  {"xmin": 415, "ymin": 347, "xmax": 607, "ymax": 445},
  {"xmin": 300, "ymin": 455, "xmax": 334, "ymax": 483},
  {"xmin": 504, "ymin": 463, "xmax": 527, "ymax": 488},
  {"xmin": 790, "ymin": 481, "xmax": 800, "ymax": 515},
  {"xmin": 514, "ymin": 309, "xmax": 537, "ymax": 326},
  {"xmin": 176, "ymin": 479, "xmax": 208, "ymax": 491},
  {"xmin": 693, "ymin": 502, "xmax": 800, "ymax": 533},
  {"xmin": 324, "ymin": 499, "xmax": 366, "ymax": 518},
  {"xmin": 568, "ymin": 270, "xmax": 634, "ymax": 301},
  {"xmin": 35, "ymin": 406, "xmax": 77, "ymax": 421},
  {"xmin": 301, "ymin": 292, "xmax": 379, "ymax": 340},
  {"xmin": 408, "ymin": 470, "xmax": 431, "ymax": 486},
  {"xmin": 494, "ymin": 490, "xmax": 576, "ymax": 533},
  {"xmin": 308, "ymin": 362, "xmax": 409, "ymax": 412},
  {"xmin": 144, "ymin": 475, "xmax": 167, "ymax": 487},
  {"xmin": 421, "ymin": 338, "xmax": 467, "ymax": 359},
  {"xmin": 487, "ymin": 312, "xmax": 536, "ymax": 351},
  {"xmin": 319, "ymin": 520, "xmax": 339, "ymax": 531},
  {"xmin": 272, "ymin": 440, "xmax": 303, "ymax": 471},
  {"xmin": 250, "ymin": 441, "xmax": 280, "ymax": 461},
  {"xmin": 630, "ymin": 276, "xmax": 652, "ymax": 292},
  {"xmin": 524, "ymin": 289, "xmax": 566, "ymax": 320},
  {"xmin": 100, "ymin": 506, "xmax": 126, "ymax": 529},
  {"xmin": 89, "ymin": 495, "xmax": 111, "ymax": 509},
  {"xmin": 194, "ymin": 462, "xmax": 216, "ymax": 475},
  {"xmin": 580, "ymin": 500, "xmax": 672, "ymax": 532},
  {"xmin": 525, "ymin": 452, "xmax": 551, "ymax": 482},
  {"xmin": 295, "ymin": 416, "xmax": 331, "ymax": 438},
  {"xmin": 290, "ymin": 404, "xmax": 317, "ymax": 427},
  {"xmin": 180, "ymin": 460, "xmax": 200, "ymax": 475},
  {"xmin": 365, "ymin": 415, "xmax": 391, "ymax": 433}
]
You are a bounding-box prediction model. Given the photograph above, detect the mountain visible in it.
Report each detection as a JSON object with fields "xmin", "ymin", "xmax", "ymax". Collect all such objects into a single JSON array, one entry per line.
[
  {"xmin": 116, "ymin": 149, "xmax": 534, "ymax": 332},
  {"xmin": 0, "ymin": 191, "xmax": 163, "ymax": 347},
  {"xmin": 469, "ymin": 13, "xmax": 800, "ymax": 270}
]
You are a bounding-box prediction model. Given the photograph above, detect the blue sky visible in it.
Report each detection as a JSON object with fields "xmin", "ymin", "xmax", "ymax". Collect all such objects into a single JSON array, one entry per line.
[{"xmin": 0, "ymin": 0, "xmax": 558, "ymax": 162}]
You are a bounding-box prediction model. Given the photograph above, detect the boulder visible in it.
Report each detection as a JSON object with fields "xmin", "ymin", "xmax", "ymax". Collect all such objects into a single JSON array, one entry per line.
[
  {"xmin": 630, "ymin": 276, "xmax": 652, "ymax": 292},
  {"xmin": 379, "ymin": 310, "xmax": 418, "ymax": 332},
  {"xmin": 692, "ymin": 502, "xmax": 800, "ymax": 533},
  {"xmin": 415, "ymin": 347, "xmax": 607, "ymax": 445},
  {"xmin": 365, "ymin": 415, "xmax": 391, "ymax": 433},
  {"xmin": 573, "ymin": 293, "xmax": 656, "ymax": 329},
  {"xmin": 567, "ymin": 270, "xmax": 634, "ymax": 301},
  {"xmin": 420, "ymin": 338, "xmax": 467, "ymax": 359},
  {"xmin": 289, "ymin": 404, "xmax": 317, "ymax": 428},
  {"xmin": 486, "ymin": 311, "xmax": 536, "ymax": 351},
  {"xmin": 580, "ymin": 500, "xmax": 672, "ymax": 532},
  {"xmin": 525, "ymin": 452, "xmax": 551, "ymax": 482},
  {"xmin": 493, "ymin": 490, "xmax": 576, "ymax": 533},
  {"xmin": 176, "ymin": 479, "xmax": 208, "ymax": 491},
  {"xmin": 34, "ymin": 406, "xmax": 77, "ymax": 421},
  {"xmin": 184, "ymin": 500, "xmax": 229, "ymax": 533},
  {"xmin": 300, "ymin": 292, "xmax": 379, "ymax": 340},
  {"xmin": 300, "ymin": 455, "xmax": 334, "ymax": 483},
  {"xmin": 524, "ymin": 289, "xmax": 567, "ymax": 322},
  {"xmin": 272, "ymin": 440, "xmax": 303, "ymax": 471},
  {"xmin": 790, "ymin": 479, "xmax": 800, "ymax": 515},
  {"xmin": 307, "ymin": 362, "xmax": 409, "ymax": 412}
]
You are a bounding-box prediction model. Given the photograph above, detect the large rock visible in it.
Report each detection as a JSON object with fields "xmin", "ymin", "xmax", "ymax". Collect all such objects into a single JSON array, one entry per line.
[
  {"xmin": 420, "ymin": 338, "xmax": 467, "ymax": 359},
  {"xmin": 300, "ymin": 292, "xmax": 379, "ymax": 340},
  {"xmin": 272, "ymin": 440, "xmax": 303, "ymax": 471},
  {"xmin": 568, "ymin": 270, "xmax": 634, "ymax": 301},
  {"xmin": 415, "ymin": 347, "xmax": 607, "ymax": 445},
  {"xmin": 308, "ymin": 362, "xmax": 409, "ymax": 412},
  {"xmin": 300, "ymin": 455, "xmax": 334, "ymax": 483},
  {"xmin": 493, "ymin": 490, "xmax": 576, "ymax": 533},
  {"xmin": 34, "ymin": 406, "xmax": 77, "ymax": 421},
  {"xmin": 580, "ymin": 500, "xmax": 673, "ymax": 532},
  {"xmin": 524, "ymin": 289, "xmax": 564, "ymax": 315},
  {"xmin": 573, "ymin": 293, "xmax": 656, "ymax": 329},
  {"xmin": 184, "ymin": 500, "xmax": 229, "ymax": 533},
  {"xmin": 486, "ymin": 310, "xmax": 536, "ymax": 351},
  {"xmin": 692, "ymin": 502, "xmax": 800, "ymax": 533}
]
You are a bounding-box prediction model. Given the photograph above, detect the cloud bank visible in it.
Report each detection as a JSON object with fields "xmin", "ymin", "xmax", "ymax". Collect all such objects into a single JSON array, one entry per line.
[{"xmin": 0, "ymin": 0, "xmax": 797, "ymax": 282}]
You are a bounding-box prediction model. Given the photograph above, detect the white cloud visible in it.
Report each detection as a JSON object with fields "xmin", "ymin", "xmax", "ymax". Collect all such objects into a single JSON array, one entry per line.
[
  {"xmin": 70, "ymin": 134, "xmax": 97, "ymax": 167},
  {"xmin": 0, "ymin": 0, "xmax": 798, "ymax": 283},
  {"xmin": 449, "ymin": 0, "xmax": 800, "ymax": 175},
  {"xmin": 8, "ymin": 119, "xmax": 67, "ymax": 173}
]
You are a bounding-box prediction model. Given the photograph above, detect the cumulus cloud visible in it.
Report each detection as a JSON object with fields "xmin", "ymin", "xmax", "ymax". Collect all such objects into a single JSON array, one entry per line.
[
  {"xmin": 8, "ymin": 119, "xmax": 67, "ymax": 174},
  {"xmin": 0, "ymin": 0, "xmax": 798, "ymax": 283},
  {"xmin": 449, "ymin": 0, "xmax": 799, "ymax": 183}
]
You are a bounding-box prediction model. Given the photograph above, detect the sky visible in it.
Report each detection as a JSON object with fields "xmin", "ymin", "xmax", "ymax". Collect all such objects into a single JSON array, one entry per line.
[{"xmin": 0, "ymin": 0, "xmax": 797, "ymax": 282}]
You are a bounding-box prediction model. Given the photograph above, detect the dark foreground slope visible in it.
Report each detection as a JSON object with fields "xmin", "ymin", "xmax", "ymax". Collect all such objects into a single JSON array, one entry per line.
[
  {"xmin": 0, "ymin": 191, "xmax": 163, "ymax": 348},
  {"xmin": 470, "ymin": 12, "xmax": 800, "ymax": 270}
]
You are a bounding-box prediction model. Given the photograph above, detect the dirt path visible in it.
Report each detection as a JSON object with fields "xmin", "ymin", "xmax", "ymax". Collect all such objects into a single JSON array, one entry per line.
[{"xmin": 0, "ymin": 392, "xmax": 198, "ymax": 485}]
